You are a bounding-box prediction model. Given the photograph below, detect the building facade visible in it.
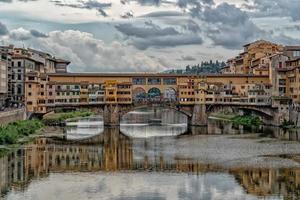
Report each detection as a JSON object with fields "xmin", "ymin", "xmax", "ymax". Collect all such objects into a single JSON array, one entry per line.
[
  {"xmin": 0, "ymin": 45, "xmax": 70, "ymax": 105},
  {"xmin": 24, "ymin": 73, "xmax": 271, "ymax": 114}
]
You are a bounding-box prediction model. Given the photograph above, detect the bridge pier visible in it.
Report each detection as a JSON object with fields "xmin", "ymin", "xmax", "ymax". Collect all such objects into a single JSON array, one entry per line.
[
  {"xmin": 188, "ymin": 104, "xmax": 207, "ymax": 126},
  {"xmin": 103, "ymin": 104, "xmax": 121, "ymax": 126}
]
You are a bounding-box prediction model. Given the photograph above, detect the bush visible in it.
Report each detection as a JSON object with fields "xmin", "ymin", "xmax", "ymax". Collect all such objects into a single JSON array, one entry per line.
[{"xmin": 0, "ymin": 120, "xmax": 44, "ymax": 145}]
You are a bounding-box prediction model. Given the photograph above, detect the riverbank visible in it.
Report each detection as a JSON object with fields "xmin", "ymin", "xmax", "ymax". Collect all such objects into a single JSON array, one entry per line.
[
  {"xmin": 42, "ymin": 111, "xmax": 92, "ymax": 126},
  {"xmin": 0, "ymin": 120, "xmax": 44, "ymax": 145},
  {"xmin": 0, "ymin": 111, "xmax": 93, "ymax": 150}
]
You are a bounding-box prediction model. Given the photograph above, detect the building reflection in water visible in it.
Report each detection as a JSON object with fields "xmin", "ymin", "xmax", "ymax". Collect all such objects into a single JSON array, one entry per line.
[{"xmin": 0, "ymin": 127, "xmax": 300, "ymax": 199}]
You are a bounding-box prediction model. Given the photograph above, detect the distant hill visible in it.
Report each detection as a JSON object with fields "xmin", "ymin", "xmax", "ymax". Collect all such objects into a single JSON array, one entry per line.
[{"xmin": 163, "ymin": 60, "xmax": 226, "ymax": 74}]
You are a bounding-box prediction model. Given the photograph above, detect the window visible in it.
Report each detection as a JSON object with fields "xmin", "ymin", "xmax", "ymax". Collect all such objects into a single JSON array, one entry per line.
[
  {"xmin": 28, "ymin": 76, "xmax": 35, "ymax": 81},
  {"xmin": 17, "ymin": 85, "xmax": 22, "ymax": 94},
  {"xmin": 41, "ymin": 84, "xmax": 44, "ymax": 88},
  {"xmin": 293, "ymin": 51, "xmax": 300, "ymax": 57},
  {"xmin": 27, "ymin": 101, "xmax": 32, "ymax": 105},
  {"xmin": 18, "ymin": 61, "xmax": 21, "ymax": 67},
  {"xmin": 28, "ymin": 84, "xmax": 32, "ymax": 88},
  {"xmin": 18, "ymin": 74, "xmax": 22, "ymax": 80},
  {"xmin": 49, "ymin": 92, "xmax": 52, "ymax": 96},
  {"xmin": 133, "ymin": 78, "xmax": 146, "ymax": 85},
  {"xmin": 28, "ymin": 92, "xmax": 31, "ymax": 96}
]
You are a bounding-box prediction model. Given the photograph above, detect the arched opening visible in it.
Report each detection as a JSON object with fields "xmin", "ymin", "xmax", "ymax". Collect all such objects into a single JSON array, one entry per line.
[
  {"xmin": 163, "ymin": 87, "xmax": 177, "ymax": 102},
  {"xmin": 133, "ymin": 87, "xmax": 147, "ymax": 102},
  {"xmin": 120, "ymin": 106, "xmax": 188, "ymax": 138},
  {"xmin": 148, "ymin": 88, "xmax": 161, "ymax": 102}
]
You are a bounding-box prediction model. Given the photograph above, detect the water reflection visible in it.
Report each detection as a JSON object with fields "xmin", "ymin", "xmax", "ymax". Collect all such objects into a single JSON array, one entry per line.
[
  {"xmin": 2, "ymin": 109, "xmax": 300, "ymax": 199},
  {"xmin": 120, "ymin": 108, "xmax": 188, "ymax": 138},
  {"xmin": 1, "ymin": 127, "xmax": 300, "ymax": 199},
  {"xmin": 65, "ymin": 116, "xmax": 104, "ymax": 140}
]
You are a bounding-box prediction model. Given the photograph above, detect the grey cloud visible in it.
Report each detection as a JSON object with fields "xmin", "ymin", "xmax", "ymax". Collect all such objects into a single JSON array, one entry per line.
[
  {"xmin": 132, "ymin": 34, "xmax": 203, "ymax": 50},
  {"xmin": 0, "ymin": 22, "xmax": 8, "ymax": 35},
  {"xmin": 115, "ymin": 21, "xmax": 203, "ymax": 49},
  {"xmin": 140, "ymin": 11, "xmax": 183, "ymax": 18},
  {"xmin": 121, "ymin": 11, "xmax": 134, "ymax": 18},
  {"xmin": 177, "ymin": 0, "xmax": 214, "ymax": 9},
  {"xmin": 115, "ymin": 22, "xmax": 179, "ymax": 38},
  {"xmin": 179, "ymin": 55, "xmax": 196, "ymax": 61},
  {"xmin": 194, "ymin": 3, "xmax": 265, "ymax": 49},
  {"xmin": 114, "ymin": 192, "xmax": 165, "ymax": 200},
  {"xmin": 247, "ymin": 0, "xmax": 300, "ymax": 21},
  {"xmin": 30, "ymin": 29, "xmax": 48, "ymax": 38},
  {"xmin": 183, "ymin": 20, "xmax": 201, "ymax": 33},
  {"xmin": 52, "ymin": 0, "xmax": 111, "ymax": 17},
  {"xmin": 137, "ymin": 0, "xmax": 162, "ymax": 6},
  {"xmin": 0, "ymin": 0, "xmax": 12, "ymax": 3},
  {"xmin": 271, "ymin": 34, "xmax": 300, "ymax": 46},
  {"xmin": 202, "ymin": 3, "xmax": 248, "ymax": 26}
]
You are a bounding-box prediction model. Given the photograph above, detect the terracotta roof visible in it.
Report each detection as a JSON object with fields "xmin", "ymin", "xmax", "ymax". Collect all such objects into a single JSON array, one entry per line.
[{"xmin": 48, "ymin": 73, "xmax": 269, "ymax": 78}]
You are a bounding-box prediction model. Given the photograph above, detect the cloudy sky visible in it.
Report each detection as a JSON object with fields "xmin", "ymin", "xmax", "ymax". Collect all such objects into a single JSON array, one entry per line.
[{"xmin": 0, "ymin": 0, "xmax": 299, "ymax": 72}]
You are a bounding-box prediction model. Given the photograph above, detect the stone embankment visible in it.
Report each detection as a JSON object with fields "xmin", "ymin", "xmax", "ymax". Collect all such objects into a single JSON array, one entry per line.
[{"xmin": 0, "ymin": 109, "xmax": 26, "ymax": 126}]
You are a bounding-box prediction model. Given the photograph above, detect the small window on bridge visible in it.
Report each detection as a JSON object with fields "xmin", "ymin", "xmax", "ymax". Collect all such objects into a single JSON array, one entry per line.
[
  {"xmin": 163, "ymin": 78, "xmax": 176, "ymax": 85},
  {"xmin": 148, "ymin": 78, "xmax": 161, "ymax": 85}
]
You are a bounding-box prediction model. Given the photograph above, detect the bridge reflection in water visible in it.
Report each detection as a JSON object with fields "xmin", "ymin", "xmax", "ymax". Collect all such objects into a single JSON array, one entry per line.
[
  {"xmin": 2, "ymin": 108, "xmax": 300, "ymax": 199},
  {"xmin": 1, "ymin": 127, "xmax": 300, "ymax": 199}
]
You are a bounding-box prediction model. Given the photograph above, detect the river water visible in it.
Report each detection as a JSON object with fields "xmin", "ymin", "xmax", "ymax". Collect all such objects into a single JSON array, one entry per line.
[{"xmin": 1, "ymin": 108, "xmax": 300, "ymax": 200}]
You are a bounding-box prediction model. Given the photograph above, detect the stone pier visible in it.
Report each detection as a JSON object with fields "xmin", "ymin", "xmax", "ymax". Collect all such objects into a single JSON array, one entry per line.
[
  {"xmin": 188, "ymin": 104, "xmax": 207, "ymax": 126},
  {"xmin": 103, "ymin": 104, "xmax": 121, "ymax": 126}
]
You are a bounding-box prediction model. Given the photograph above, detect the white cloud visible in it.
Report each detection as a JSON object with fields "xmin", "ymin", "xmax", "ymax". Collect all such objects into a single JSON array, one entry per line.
[
  {"xmin": 33, "ymin": 30, "xmax": 166, "ymax": 72},
  {"xmin": 9, "ymin": 27, "xmax": 31, "ymax": 40}
]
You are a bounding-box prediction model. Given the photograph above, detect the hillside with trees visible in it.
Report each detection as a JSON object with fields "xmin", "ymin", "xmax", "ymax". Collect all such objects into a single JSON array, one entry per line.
[{"xmin": 163, "ymin": 60, "xmax": 226, "ymax": 74}]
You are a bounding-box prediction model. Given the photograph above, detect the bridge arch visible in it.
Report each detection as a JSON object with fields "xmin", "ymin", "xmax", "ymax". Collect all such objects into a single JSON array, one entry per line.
[
  {"xmin": 163, "ymin": 87, "xmax": 177, "ymax": 102},
  {"xmin": 237, "ymin": 107, "xmax": 273, "ymax": 119},
  {"xmin": 147, "ymin": 87, "xmax": 161, "ymax": 101},
  {"xmin": 119, "ymin": 103, "xmax": 193, "ymax": 120},
  {"xmin": 133, "ymin": 87, "xmax": 147, "ymax": 102}
]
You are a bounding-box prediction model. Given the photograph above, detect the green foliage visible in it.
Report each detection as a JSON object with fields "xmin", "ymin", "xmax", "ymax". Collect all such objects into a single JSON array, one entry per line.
[
  {"xmin": 280, "ymin": 120, "xmax": 295, "ymax": 129},
  {"xmin": 0, "ymin": 148, "xmax": 9, "ymax": 157},
  {"xmin": 231, "ymin": 115, "xmax": 262, "ymax": 127},
  {"xmin": 42, "ymin": 111, "xmax": 92, "ymax": 125},
  {"xmin": 0, "ymin": 120, "xmax": 44, "ymax": 145}
]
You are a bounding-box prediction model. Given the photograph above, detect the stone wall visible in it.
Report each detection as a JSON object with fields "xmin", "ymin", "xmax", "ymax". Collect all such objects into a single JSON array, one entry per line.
[
  {"xmin": 0, "ymin": 109, "xmax": 26, "ymax": 126},
  {"xmin": 289, "ymin": 107, "xmax": 300, "ymax": 126}
]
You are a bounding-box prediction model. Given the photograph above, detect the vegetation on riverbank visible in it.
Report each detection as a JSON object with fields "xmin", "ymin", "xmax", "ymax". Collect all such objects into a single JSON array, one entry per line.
[
  {"xmin": 231, "ymin": 115, "xmax": 262, "ymax": 127},
  {"xmin": 210, "ymin": 112, "xmax": 262, "ymax": 126},
  {"xmin": 0, "ymin": 120, "xmax": 44, "ymax": 145},
  {"xmin": 279, "ymin": 120, "xmax": 299, "ymax": 130},
  {"xmin": 42, "ymin": 110, "xmax": 92, "ymax": 125}
]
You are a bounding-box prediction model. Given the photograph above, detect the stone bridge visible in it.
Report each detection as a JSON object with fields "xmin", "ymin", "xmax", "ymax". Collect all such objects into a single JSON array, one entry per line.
[
  {"xmin": 90, "ymin": 101, "xmax": 285, "ymax": 126},
  {"xmin": 45, "ymin": 101, "xmax": 287, "ymax": 126}
]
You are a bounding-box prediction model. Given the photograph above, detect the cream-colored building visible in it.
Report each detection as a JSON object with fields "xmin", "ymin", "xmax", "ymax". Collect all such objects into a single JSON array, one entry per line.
[{"xmin": 0, "ymin": 58, "xmax": 8, "ymax": 107}]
